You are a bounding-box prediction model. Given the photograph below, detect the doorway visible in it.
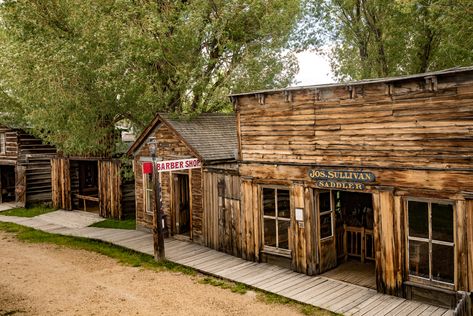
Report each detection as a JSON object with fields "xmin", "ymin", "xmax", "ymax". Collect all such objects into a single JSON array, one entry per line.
[
  {"xmin": 0, "ymin": 165, "xmax": 15, "ymax": 203},
  {"xmin": 316, "ymin": 190, "xmax": 376, "ymax": 289},
  {"xmin": 173, "ymin": 173, "xmax": 191, "ymax": 237}
]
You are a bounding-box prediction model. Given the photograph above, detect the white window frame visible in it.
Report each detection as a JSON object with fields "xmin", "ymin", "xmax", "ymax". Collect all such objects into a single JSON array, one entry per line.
[
  {"xmin": 143, "ymin": 169, "xmax": 154, "ymax": 215},
  {"xmin": 0, "ymin": 133, "xmax": 5, "ymax": 154},
  {"xmin": 406, "ymin": 198, "xmax": 455, "ymax": 288},
  {"xmin": 261, "ymin": 186, "xmax": 291, "ymax": 255},
  {"xmin": 318, "ymin": 190, "xmax": 334, "ymax": 241}
]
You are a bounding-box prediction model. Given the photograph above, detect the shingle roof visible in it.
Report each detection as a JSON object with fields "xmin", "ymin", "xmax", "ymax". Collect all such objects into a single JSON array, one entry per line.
[
  {"xmin": 127, "ymin": 113, "xmax": 237, "ymax": 163},
  {"xmin": 160, "ymin": 113, "xmax": 237, "ymax": 162}
]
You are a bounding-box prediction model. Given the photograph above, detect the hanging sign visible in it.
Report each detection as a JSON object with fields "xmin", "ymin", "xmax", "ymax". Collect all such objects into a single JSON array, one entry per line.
[
  {"xmin": 308, "ymin": 169, "xmax": 376, "ymax": 190},
  {"xmin": 143, "ymin": 158, "xmax": 201, "ymax": 174}
]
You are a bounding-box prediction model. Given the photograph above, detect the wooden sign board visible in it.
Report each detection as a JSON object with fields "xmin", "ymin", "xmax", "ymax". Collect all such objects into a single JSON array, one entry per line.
[
  {"xmin": 308, "ymin": 169, "xmax": 376, "ymax": 191},
  {"xmin": 143, "ymin": 158, "xmax": 201, "ymax": 173}
]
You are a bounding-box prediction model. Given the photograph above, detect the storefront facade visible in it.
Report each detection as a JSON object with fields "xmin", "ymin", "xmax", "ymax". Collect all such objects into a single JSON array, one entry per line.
[{"xmin": 231, "ymin": 67, "xmax": 473, "ymax": 304}]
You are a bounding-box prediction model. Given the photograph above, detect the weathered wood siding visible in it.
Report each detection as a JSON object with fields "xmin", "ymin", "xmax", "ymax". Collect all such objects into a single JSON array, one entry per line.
[
  {"xmin": 134, "ymin": 123, "xmax": 204, "ymax": 243},
  {"xmin": 0, "ymin": 127, "xmax": 56, "ymax": 205},
  {"xmin": 52, "ymin": 157, "xmax": 130, "ymax": 219},
  {"xmin": 237, "ymin": 73, "xmax": 473, "ymax": 170},
  {"xmin": 234, "ymin": 70, "xmax": 473, "ymax": 294},
  {"xmin": 203, "ymin": 167, "xmax": 241, "ymax": 256},
  {"xmin": 0, "ymin": 126, "xmax": 18, "ymax": 160},
  {"xmin": 98, "ymin": 160, "xmax": 122, "ymax": 219},
  {"xmin": 17, "ymin": 131, "xmax": 56, "ymax": 203}
]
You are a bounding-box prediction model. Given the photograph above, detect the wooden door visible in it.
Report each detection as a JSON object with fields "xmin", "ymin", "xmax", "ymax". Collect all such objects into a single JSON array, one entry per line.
[
  {"xmin": 173, "ymin": 173, "xmax": 190, "ymax": 236},
  {"xmin": 316, "ymin": 190, "xmax": 337, "ymax": 273}
]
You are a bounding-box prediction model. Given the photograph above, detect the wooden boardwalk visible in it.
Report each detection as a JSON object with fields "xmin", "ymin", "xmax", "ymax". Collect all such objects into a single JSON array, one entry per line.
[{"xmin": 0, "ymin": 212, "xmax": 453, "ymax": 316}]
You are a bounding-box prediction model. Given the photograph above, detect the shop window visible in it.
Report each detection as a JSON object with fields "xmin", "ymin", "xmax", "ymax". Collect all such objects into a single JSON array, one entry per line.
[
  {"xmin": 0, "ymin": 133, "xmax": 5, "ymax": 154},
  {"xmin": 262, "ymin": 187, "xmax": 290, "ymax": 250},
  {"xmin": 143, "ymin": 163, "xmax": 154, "ymax": 214},
  {"xmin": 319, "ymin": 191, "xmax": 334, "ymax": 239},
  {"xmin": 407, "ymin": 199, "xmax": 454, "ymax": 285}
]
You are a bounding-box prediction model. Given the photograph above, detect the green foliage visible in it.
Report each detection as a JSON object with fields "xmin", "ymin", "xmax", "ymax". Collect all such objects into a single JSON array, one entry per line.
[
  {"xmin": 0, "ymin": 222, "xmax": 195, "ymax": 274},
  {"xmin": 305, "ymin": 0, "xmax": 473, "ymax": 80},
  {"xmin": 0, "ymin": 206, "xmax": 56, "ymax": 217},
  {"xmin": 90, "ymin": 218, "xmax": 136, "ymax": 230},
  {"xmin": 198, "ymin": 276, "xmax": 249, "ymax": 294},
  {"xmin": 0, "ymin": 0, "xmax": 302, "ymax": 156}
]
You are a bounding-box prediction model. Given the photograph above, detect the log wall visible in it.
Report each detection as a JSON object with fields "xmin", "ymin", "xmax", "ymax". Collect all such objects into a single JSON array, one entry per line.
[
  {"xmin": 1, "ymin": 126, "xmax": 56, "ymax": 206},
  {"xmin": 233, "ymin": 70, "xmax": 473, "ymax": 295}
]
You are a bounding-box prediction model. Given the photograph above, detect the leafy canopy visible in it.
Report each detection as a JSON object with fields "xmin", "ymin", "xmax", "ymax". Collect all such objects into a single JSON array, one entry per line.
[
  {"xmin": 0, "ymin": 0, "xmax": 301, "ymax": 156},
  {"xmin": 304, "ymin": 0, "xmax": 473, "ymax": 80}
]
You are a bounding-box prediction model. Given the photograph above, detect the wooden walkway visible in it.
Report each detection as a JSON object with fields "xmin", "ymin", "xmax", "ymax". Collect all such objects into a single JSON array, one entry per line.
[{"xmin": 0, "ymin": 211, "xmax": 453, "ymax": 316}]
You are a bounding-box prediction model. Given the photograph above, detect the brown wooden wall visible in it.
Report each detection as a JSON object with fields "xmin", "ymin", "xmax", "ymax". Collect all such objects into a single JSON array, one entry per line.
[
  {"xmin": 52, "ymin": 157, "xmax": 129, "ymax": 219},
  {"xmin": 134, "ymin": 123, "xmax": 204, "ymax": 243},
  {"xmin": 236, "ymin": 72, "xmax": 473, "ymax": 171},
  {"xmin": 1, "ymin": 127, "xmax": 56, "ymax": 205},
  {"xmin": 203, "ymin": 167, "xmax": 241, "ymax": 256},
  {"xmin": 234, "ymin": 71, "xmax": 473, "ymax": 295}
]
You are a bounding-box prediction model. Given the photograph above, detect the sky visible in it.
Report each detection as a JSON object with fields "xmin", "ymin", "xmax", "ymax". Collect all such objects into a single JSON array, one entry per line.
[{"xmin": 294, "ymin": 51, "xmax": 335, "ymax": 86}]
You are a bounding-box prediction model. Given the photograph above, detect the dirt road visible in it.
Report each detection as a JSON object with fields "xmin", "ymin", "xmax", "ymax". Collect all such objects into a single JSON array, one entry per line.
[{"xmin": 0, "ymin": 232, "xmax": 304, "ymax": 316}]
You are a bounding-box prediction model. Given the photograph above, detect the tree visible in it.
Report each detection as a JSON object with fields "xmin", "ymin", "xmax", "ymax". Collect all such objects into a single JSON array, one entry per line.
[
  {"xmin": 306, "ymin": 0, "xmax": 473, "ymax": 80},
  {"xmin": 0, "ymin": 0, "xmax": 302, "ymax": 156}
]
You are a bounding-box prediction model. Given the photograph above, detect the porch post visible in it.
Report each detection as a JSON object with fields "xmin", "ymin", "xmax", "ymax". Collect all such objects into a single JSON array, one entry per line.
[{"xmin": 373, "ymin": 188, "xmax": 404, "ymax": 296}]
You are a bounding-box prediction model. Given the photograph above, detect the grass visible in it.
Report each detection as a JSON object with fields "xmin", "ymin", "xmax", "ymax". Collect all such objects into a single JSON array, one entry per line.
[
  {"xmin": 0, "ymin": 222, "xmax": 194, "ymax": 275},
  {"xmin": 0, "ymin": 222, "xmax": 337, "ymax": 316},
  {"xmin": 0, "ymin": 206, "xmax": 56, "ymax": 217},
  {"xmin": 89, "ymin": 218, "xmax": 136, "ymax": 230}
]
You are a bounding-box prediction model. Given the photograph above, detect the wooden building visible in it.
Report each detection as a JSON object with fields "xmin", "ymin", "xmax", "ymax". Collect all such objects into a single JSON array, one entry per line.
[
  {"xmin": 228, "ymin": 66, "xmax": 473, "ymax": 307},
  {"xmin": 0, "ymin": 125, "xmax": 56, "ymax": 207},
  {"xmin": 128, "ymin": 113, "xmax": 240, "ymax": 251},
  {"xmin": 51, "ymin": 157, "xmax": 135, "ymax": 219}
]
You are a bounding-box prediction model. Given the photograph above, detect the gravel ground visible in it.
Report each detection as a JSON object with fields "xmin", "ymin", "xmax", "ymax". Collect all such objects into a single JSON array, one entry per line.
[{"xmin": 0, "ymin": 232, "xmax": 305, "ymax": 316}]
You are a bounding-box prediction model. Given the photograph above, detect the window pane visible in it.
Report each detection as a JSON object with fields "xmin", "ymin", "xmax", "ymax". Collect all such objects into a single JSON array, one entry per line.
[
  {"xmin": 408, "ymin": 201, "xmax": 428, "ymax": 239},
  {"xmin": 263, "ymin": 188, "xmax": 275, "ymax": 217},
  {"xmin": 278, "ymin": 220, "xmax": 290, "ymax": 249},
  {"xmin": 409, "ymin": 240, "xmax": 429, "ymax": 279},
  {"xmin": 432, "ymin": 243, "xmax": 454, "ymax": 284},
  {"xmin": 320, "ymin": 213, "xmax": 332, "ymax": 239},
  {"xmin": 319, "ymin": 192, "xmax": 331, "ymax": 213},
  {"xmin": 277, "ymin": 189, "xmax": 290, "ymax": 219},
  {"xmin": 264, "ymin": 218, "xmax": 276, "ymax": 247},
  {"xmin": 432, "ymin": 203, "xmax": 453, "ymax": 242}
]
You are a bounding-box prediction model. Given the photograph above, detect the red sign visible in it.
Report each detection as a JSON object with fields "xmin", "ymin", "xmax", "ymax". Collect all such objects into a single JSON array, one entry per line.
[{"xmin": 142, "ymin": 162, "xmax": 153, "ymax": 174}]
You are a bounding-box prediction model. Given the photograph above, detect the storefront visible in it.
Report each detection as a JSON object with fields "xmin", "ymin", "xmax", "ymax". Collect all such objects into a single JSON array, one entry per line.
[
  {"xmin": 128, "ymin": 113, "xmax": 239, "ymax": 250},
  {"xmin": 230, "ymin": 66, "xmax": 473, "ymax": 306}
]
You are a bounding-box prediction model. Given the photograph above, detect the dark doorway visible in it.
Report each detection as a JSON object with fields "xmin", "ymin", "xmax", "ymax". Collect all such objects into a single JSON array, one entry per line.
[
  {"xmin": 0, "ymin": 165, "xmax": 15, "ymax": 203},
  {"xmin": 71, "ymin": 160, "xmax": 99, "ymax": 212},
  {"xmin": 317, "ymin": 190, "xmax": 376, "ymax": 289},
  {"xmin": 173, "ymin": 173, "xmax": 191, "ymax": 237}
]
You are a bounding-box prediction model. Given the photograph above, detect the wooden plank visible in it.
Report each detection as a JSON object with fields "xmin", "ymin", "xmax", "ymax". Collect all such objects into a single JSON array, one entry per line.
[{"xmin": 278, "ymin": 277, "xmax": 327, "ymax": 297}]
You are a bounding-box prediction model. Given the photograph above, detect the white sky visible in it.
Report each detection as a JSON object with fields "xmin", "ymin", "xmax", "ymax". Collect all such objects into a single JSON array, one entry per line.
[{"xmin": 294, "ymin": 50, "xmax": 335, "ymax": 86}]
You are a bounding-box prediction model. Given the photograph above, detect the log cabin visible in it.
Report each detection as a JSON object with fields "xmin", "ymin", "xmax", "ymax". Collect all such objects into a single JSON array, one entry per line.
[
  {"xmin": 0, "ymin": 125, "xmax": 56, "ymax": 207},
  {"xmin": 229, "ymin": 66, "xmax": 473, "ymax": 308},
  {"xmin": 128, "ymin": 113, "xmax": 240, "ymax": 251}
]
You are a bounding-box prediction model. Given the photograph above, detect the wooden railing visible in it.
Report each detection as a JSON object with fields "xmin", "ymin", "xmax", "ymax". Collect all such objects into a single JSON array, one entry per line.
[
  {"xmin": 75, "ymin": 194, "xmax": 99, "ymax": 212},
  {"xmin": 337, "ymin": 225, "xmax": 375, "ymax": 263},
  {"xmin": 454, "ymin": 291, "xmax": 472, "ymax": 316}
]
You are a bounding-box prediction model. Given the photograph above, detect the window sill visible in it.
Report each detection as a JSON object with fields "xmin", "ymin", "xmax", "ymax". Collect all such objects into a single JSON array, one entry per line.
[
  {"xmin": 262, "ymin": 247, "xmax": 292, "ymax": 258},
  {"xmin": 406, "ymin": 277, "xmax": 455, "ymax": 292}
]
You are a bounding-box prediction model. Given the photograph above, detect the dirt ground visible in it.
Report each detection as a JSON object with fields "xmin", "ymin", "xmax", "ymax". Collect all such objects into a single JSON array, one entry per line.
[{"xmin": 0, "ymin": 232, "xmax": 305, "ymax": 316}]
